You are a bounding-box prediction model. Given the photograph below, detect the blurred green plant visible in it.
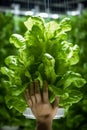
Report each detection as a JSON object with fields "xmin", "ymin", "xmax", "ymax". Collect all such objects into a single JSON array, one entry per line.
[{"xmin": 68, "ymin": 10, "xmax": 87, "ymax": 81}]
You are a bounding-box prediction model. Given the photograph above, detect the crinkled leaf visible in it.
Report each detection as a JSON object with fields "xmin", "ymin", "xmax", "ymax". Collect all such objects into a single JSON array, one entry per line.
[
  {"xmin": 45, "ymin": 21, "xmax": 59, "ymax": 39},
  {"xmin": 24, "ymin": 16, "xmax": 45, "ymax": 31},
  {"xmin": 31, "ymin": 25, "xmax": 44, "ymax": 41},
  {"xmin": 59, "ymin": 17, "xmax": 72, "ymax": 32},
  {"xmin": 5, "ymin": 96, "xmax": 27, "ymax": 113},
  {"xmin": 60, "ymin": 90, "xmax": 83, "ymax": 109},
  {"xmin": 10, "ymin": 84, "xmax": 27, "ymax": 96},
  {"xmin": 43, "ymin": 53, "xmax": 56, "ymax": 83},
  {"xmin": 57, "ymin": 41, "xmax": 79, "ymax": 65},
  {"xmin": 49, "ymin": 85, "xmax": 63, "ymax": 96},
  {"xmin": 5, "ymin": 55, "xmax": 18, "ymax": 69},
  {"xmin": 58, "ymin": 71, "xmax": 86, "ymax": 88},
  {"xmin": 56, "ymin": 32, "xmax": 67, "ymax": 40},
  {"xmin": 10, "ymin": 34, "xmax": 26, "ymax": 48},
  {"xmin": 1, "ymin": 67, "xmax": 14, "ymax": 78},
  {"xmin": 68, "ymin": 44, "xmax": 80, "ymax": 65}
]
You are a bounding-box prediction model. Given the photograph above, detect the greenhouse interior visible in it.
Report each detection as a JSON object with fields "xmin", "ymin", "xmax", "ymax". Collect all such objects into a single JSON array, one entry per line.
[{"xmin": 0, "ymin": 0, "xmax": 87, "ymax": 130}]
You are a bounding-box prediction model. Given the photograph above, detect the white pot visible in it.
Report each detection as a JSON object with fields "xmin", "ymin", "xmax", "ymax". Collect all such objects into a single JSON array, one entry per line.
[
  {"xmin": 1, "ymin": 126, "xmax": 19, "ymax": 130},
  {"xmin": 23, "ymin": 107, "xmax": 65, "ymax": 119}
]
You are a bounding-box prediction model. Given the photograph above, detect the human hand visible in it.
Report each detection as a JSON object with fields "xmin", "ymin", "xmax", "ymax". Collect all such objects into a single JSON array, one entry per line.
[{"xmin": 25, "ymin": 80, "xmax": 60, "ymax": 123}]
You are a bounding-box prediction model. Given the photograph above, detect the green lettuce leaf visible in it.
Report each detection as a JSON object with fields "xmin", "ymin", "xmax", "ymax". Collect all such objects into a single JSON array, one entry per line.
[
  {"xmin": 1, "ymin": 16, "xmax": 86, "ymax": 113},
  {"xmin": 10, "ymin": 34, "xmax": 26, "ymax": 48}
]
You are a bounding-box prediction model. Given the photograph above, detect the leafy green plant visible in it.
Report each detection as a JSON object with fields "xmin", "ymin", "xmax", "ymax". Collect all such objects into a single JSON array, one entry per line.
[{"xmin": 1, "ymin": 16, "xmax": 86, "ymax": 113}]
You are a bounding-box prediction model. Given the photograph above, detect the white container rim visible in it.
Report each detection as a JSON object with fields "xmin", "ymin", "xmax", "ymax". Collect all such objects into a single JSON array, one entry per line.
[{"xmin": 23, "ymin": 107, "xmax": 65, "ymax": 119}]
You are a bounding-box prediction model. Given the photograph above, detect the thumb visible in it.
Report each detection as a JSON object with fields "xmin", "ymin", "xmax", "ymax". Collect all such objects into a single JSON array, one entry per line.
[{"xmin": 52, "ymin": 96, "xmax": 60, "ymax": 109}]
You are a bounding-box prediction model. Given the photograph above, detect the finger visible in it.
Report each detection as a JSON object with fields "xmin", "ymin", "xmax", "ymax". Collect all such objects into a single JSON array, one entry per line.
[
  {"xmin": 31, "ymin": 95, "xmax": 36, "ymax": 105},
  {"xmin": 52, "ymin": 96, "xmax": 60, "ymax": 109},
  {"xmin": 30, "ymin": 82, "xmax": 35, "ymax": 96},
  {"xmin": 25, "ymin": 89, "xmax": 30, "ymax": 100},
  {"xmin": 35, "ymin": 80, "xmax": 41, "ymax": 103},
  {"xmin": 35, "ymin": 80, "xmax": 40, "ymax": 93},
  {"xmin": 25, "ymin": 89, "xmax": 32, "ymax": 107},
  {"xmin": 27, "ymin": 99, "xmax": 32, "ymax": 107},
  {"xmin": 30, "ymin": 82, "xmax": 37, "ymax": 105},
  {"xmin": 43, "ymin": 80, "xmax": 48, "ymax": 102}
]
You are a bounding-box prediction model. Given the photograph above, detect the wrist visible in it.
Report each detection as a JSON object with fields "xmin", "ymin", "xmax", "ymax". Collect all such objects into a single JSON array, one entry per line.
[{"xmin": 36, "ymin": 119, "xmax": 52, "ymax": 130}]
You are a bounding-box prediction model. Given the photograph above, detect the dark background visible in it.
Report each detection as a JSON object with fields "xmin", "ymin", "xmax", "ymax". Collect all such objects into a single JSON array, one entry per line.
[{"xmin": 0, "ymin": 0, "xmax": 87, "ymax": 14}]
